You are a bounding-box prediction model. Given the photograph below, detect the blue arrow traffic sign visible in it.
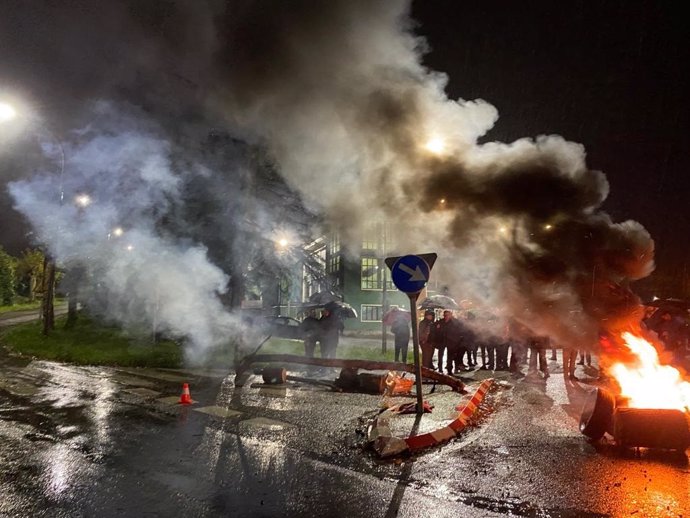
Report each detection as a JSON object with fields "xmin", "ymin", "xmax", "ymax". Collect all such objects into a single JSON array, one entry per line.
[{"xmin": 390, "ymin": 255, "xmax": 431, "ymax": 294}]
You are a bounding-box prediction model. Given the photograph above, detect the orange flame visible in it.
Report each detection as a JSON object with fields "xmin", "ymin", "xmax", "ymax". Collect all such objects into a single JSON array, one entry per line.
[{"xmin": 610, "ymin": 332, "xmax": 690, "ymax": 411}]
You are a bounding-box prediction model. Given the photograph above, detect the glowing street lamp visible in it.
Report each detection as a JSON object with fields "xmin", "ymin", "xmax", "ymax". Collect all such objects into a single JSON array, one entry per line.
[
  {"xmin": 423, "ymin": 136, "xmax": 446, "ymax": 155},
  {"xmin": 1, "ymin": 98, "xmax": 66, "ymax": 334},
  {"xmin": 275, "ymin": 236, "xmax": 291, "ymax": 253},
  {"xmin": 107, "ymin": 227, "xmax": 124, "ymax": 240},
  {"xmin": 74, "ymin": 193, "xmax": 92, "ymax": 208},
  {"xmin": 0, "ymin": 101, "xmax": 17, "ymax": 123}
]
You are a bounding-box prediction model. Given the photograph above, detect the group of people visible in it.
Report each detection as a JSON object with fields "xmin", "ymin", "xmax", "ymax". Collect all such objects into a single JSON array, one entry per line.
[
  {"xmin": 393, "ymin": 308, "xmax": 597, "ymax": 381},
  {"xmin": 415, "ymin": 309, "xmax": 518, "ymax": 375},
  {"xmin": 297, "ymin": 304, "xmax": 605, "ymax": 381}
]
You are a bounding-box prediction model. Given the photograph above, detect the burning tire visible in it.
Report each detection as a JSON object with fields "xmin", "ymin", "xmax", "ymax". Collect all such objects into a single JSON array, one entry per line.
[{"xmin": 579, "ymin": 387, "xmax": 616, "ymax": 440}]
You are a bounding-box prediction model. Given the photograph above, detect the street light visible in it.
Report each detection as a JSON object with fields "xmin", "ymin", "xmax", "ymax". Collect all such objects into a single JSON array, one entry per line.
[
  {"xmin": 424, "ymin": 136, "xmax": 446, "ymax": 155},
  {"xmin": 0, "ymin": 101, "xmax": 17, "ymax": 123},
  {"xmin": 107, "ymin": 227, "xmax": 124, "ymax": 241},
  {"xmin": 74, "ymin": 193, "xmax": 92, "ymax": 208},
  {"xmin": 0, "ymin": 99, "xmax": 66, "ymax": 333}
]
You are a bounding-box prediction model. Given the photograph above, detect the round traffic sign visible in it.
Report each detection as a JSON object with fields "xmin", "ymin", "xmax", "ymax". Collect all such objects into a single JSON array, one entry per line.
[{"xmin": 391, "ymin": 255, "xmax": 430, "ymax": 294}]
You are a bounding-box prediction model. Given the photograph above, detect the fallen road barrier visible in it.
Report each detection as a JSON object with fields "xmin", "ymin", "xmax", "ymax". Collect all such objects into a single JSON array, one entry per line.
[
  {"xmin": 368, "ymin": 378, "xmax": 494, "ymax": 458},
  {"xmin": 235, "ymin": 354, "xmax": 466, "ymax": 393}
]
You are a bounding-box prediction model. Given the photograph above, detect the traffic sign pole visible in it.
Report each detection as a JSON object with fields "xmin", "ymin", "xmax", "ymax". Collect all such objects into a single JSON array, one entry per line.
[
  {"xmin": 408, "ymin": 292, "xmax": 424, "ymax": 415},
  {"xmin": 386, "ymin": 254, "xmax": 437, "ymax": 417}
]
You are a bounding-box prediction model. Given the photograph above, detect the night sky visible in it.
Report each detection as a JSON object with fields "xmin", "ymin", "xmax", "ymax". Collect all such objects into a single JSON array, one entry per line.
[
  {"xmin": 412, "ymin": 0, "xmax": 690, "ymax": 296},
  {"xmin": 1, "ymin": 0, "xmax": 689, "ymax": 297}
]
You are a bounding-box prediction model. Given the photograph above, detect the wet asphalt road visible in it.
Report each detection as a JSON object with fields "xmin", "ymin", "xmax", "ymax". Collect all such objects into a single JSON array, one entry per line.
[{"xmin": 0, "ymin": 349, "xmax": 688, "ymax": 518}]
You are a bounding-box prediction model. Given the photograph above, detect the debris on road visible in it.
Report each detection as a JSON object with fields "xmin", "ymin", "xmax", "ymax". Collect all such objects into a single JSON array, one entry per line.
[{"xmin": 235, "ymin": 353, "xmax": 465, "ymax": 392}]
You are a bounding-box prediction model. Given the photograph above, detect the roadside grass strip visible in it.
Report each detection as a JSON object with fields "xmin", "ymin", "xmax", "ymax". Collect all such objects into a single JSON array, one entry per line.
[{"xmin": 369, "ymin": 378, "xmax": 494, "ymax": 458}]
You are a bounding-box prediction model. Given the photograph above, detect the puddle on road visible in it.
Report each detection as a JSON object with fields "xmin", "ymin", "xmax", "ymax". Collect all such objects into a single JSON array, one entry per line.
[
  {"xmin": 194, "ymin": 406, "xmax": 243, "ymax": 419},
  {"xmin": 240, "ymin": 417, "xmax": 296, "ymax": 431},
  {"xmin": 454, "ymin": 494, "xmax": 610, "ymax": 518}
]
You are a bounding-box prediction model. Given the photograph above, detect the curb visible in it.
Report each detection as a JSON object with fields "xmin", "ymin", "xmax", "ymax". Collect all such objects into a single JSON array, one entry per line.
[{"xmin": 368, "ymin": 378, "xmax": 494, "ymax": 457}]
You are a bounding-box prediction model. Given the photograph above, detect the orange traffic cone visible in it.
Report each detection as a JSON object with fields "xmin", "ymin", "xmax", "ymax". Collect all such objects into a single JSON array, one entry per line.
[{"xmin": 179, "ymin": 382, "xmax": 193, "ymax": 405}]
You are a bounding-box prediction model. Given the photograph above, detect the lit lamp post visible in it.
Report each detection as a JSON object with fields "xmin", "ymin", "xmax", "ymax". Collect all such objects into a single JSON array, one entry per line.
[
  {"xmin": 63, "ymin": 193, "xmax": 92, "ymax": 328},
  {"xmin": 0, "ymin": 102, "xmax": 17, "ymax": 123},
  {"xmin": 0, "ymin": 100, "xmax": 66, "ymax": 334},
  {"xmin": 275, "ymin": 235, "xmax": 292, "ymax": 316}
]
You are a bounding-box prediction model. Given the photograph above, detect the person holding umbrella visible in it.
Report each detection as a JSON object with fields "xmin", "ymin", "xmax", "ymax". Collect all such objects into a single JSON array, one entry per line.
[
  {"xmin": 433, "ymin": 309, "xmax": 463, "ymax": 375},
  {"xmin": 319, "ymin": 304, "xmax": 341, "ymax": 358},
  {"xmin": 419, "ymin": 309, "xmax": 437, "ymax": 369},
  {"xmin": 390, "ymin": 310, "xmax": 411, "ymax": 363},
  {"xmin": 300, "ymin": 310, "xmax": 320, "ymax": 357}
]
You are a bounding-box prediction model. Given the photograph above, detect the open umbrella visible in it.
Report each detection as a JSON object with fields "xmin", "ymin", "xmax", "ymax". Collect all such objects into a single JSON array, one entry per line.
[
  {"xmin": 324, "ymin": 300, "xmax": 358, "ymax": 319},
  {"xmin": 382, "ymin": 307, "xmax": 411, "ymax": 325},
  {"xmin": 418, "ymin": 295, "xmax": 459, "ymax": 310},
  {"xmin": 308, "ymin": 290, "xmax": 340, "ymax": 305}
]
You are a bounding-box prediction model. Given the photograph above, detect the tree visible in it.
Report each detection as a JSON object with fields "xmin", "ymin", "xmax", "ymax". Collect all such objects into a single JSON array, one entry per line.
[
  {"xmin": 0, "ymin": 247, "xmax": 16, "ymax": 305},
  {"xmin": 14, "ymin": 248, "xmax": 45, "ymax": 301},
  {"xmin": 41, "ymin": 254, "xmax": 56, "ymax": 334}
]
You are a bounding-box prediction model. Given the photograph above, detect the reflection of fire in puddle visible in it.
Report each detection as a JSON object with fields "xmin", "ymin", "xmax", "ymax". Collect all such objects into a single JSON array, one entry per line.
[{"xmin": 239, "ymin": 417, "xmax": 295, "ymax": 431}]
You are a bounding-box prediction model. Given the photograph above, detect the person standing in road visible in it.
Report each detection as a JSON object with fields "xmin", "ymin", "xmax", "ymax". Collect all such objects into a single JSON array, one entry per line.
[
  {"xmin": 563, "ymin": 346, "xmax": 579, "ymax": 381},
  {"xmin": 319, "ymin": 308, "xmax": 340, "ymax": 358},
  {"xmin": 527, "ymin": 335, "xmax": 550, "ymax": 379},
  {"xmin": 391, "ymin": 312, "xmax": 411, "ymax": 363},
  {"xmin": 495, "ymin": 321, "xmax": 511, "ymax": 371},
  {"xmin": 419, "ymin": 309, "xmax": 436, "ymax": 369},
  {"xmin": 300, "ymin": 310, "xmax": 320, "ymax": 357},
  {"xmin": 577, "ymin": 350, "xmax": 592, "ymax": 366},
  {"xmin": 433, "ymin": 310, "xmax": 463, "ymax": 375},
  {"xmin": 508, "ymin": 319, "xmax": 528, "ymax": 378}
]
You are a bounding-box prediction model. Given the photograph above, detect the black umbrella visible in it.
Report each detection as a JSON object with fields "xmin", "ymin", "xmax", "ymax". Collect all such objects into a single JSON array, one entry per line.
[
  {"xmin": 324, "ymin": 300, "xmax": 358, "ymax": 319},
  {"xmin": 418, "ymin": 295, "xmax": 459, "ymax": 310},
  {"xmin": 308, "ymin": 290, "xmax": 340, "ymax": 305}
]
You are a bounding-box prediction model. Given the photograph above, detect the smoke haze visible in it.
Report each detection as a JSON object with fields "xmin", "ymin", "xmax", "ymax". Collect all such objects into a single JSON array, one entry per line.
[
  {"xmin": 1, "ymin": 0, "xmax": 655, "ymax": 353},
  {"xmin": 217, "ymin": 0, "xmax": 654, "ymax": 347}
]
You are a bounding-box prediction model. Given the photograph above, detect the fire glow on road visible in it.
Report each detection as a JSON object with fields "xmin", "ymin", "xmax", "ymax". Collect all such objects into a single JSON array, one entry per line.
[{"xmin": 611, "ymin": 332, "xmax": 690, "ymax": 411}]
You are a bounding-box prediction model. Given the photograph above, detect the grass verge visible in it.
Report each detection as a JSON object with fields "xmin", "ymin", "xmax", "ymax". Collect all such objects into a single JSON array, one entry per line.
[
  {"xmin": 1, "ymin": 317, "xmax": 398, "ymax": 368},
  {"xmin": 0, "ymin": 298, "xmax": 65, "ymax": 315},
  {"xmin": 1, "ymin": 315, "xmax": 183, "ymax": 368}
]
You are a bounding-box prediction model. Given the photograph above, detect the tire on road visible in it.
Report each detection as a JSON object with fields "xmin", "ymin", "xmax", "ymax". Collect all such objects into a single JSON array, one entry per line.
[
  {"xmin": 262, "ymin": 367, "xmax": 287, "ymax": 384},
  {"xmin": 579, "ymin": 387, "xmax": 616, "ymax": 441}
]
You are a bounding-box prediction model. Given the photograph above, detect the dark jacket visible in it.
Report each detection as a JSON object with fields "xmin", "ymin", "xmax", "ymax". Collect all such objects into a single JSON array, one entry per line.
[
  {"xmin": 300, "ymin": 316, "xmax": 320, "ymax": 341},
  {"xmin": 319, "ymin": 313, "xmax": 340, "ymax": 346},
  {"xmin": 419, "ymin": 318, "xmax": 435, "ymax": 346},
  {"xmin": 432, "ymin": 318, "xmax": 463, "ymax": 349},
  {"xmin": 391, "ymin": 315, "xmax": 410, "ymax": 341}
]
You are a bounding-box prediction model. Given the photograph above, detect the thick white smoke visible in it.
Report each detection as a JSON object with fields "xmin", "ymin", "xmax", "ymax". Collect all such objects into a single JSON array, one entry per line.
[
  {"xmin": 3, "ymin": 0, "xmax": 656, "ymax": 353},
  {"xmin": 8, "ymin": 103, "xmax": 243, "ymax": 362},
  {"xmin": 219, "ymin": 0, "xmax": 655, "ymax": 348}
]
